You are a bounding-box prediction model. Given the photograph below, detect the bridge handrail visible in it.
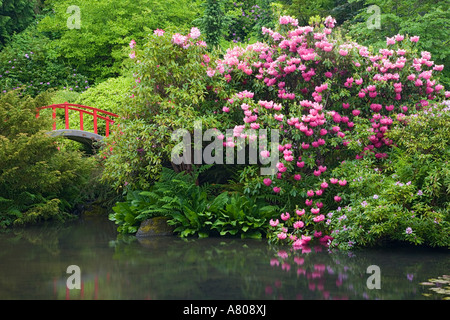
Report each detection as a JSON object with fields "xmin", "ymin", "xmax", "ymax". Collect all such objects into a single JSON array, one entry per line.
[
  {"xmin": 36, "ymin": 102, "xmax": 119, "ymax": 137},
  {"xmin": 39, "ymin": 105, "xmax": 115, "ymax": 122},
  {"xmin": 37, "ymin": 103, "xmax": 119, "ymax": 118}
]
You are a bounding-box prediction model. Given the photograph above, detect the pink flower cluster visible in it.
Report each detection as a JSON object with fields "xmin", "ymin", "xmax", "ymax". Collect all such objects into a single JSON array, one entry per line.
[
  {"xmin": 128, "ymin": 28, "xmax": 208, "ymax": 68},
  {"xmin": 205, "ymin": 15, "xmax": 447, "ymax": 248},
  {"xmin": 171, "ymin": 27, "xmax": 205, "ymax": 49},
  {"xmin": 279, "ymin": 15, "xmax": 299, "ymax": 27},
  {"xmin": 267, "ymin": 173, "xmax": 348, "ymax": 246}
]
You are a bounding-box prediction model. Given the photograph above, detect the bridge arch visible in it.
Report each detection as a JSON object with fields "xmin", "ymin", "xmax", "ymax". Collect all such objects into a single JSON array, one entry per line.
[{"xmin": 36, "ymin": 102, "xmax": 119, "ymax": 148}]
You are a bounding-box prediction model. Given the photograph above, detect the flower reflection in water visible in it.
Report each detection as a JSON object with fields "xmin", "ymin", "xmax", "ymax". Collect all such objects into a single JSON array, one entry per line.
[{"xmin": 266, "ymin": 243, "xmax": 365, "ymax": 300}]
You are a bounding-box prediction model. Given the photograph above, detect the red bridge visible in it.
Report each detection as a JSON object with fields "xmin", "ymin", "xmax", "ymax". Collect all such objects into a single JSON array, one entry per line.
[{"xmin": 36, "ymin": 102, "xmax": 118, "ymax": 146}]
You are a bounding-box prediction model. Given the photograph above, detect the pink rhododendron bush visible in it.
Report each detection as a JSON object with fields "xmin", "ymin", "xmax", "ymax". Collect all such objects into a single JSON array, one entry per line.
[
  {"xmin": 207, "ymin": 16, "xmax": 448, "ymax": 248},
  {"xmin": 104, "ymin": 17, "xmax": 449, "ymax": 249}
]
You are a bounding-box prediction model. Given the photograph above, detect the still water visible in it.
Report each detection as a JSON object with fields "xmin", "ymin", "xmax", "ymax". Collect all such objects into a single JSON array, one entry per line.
[{"xmin": 0, "ymin": 216, "xmax": 448, "ymax": 300}]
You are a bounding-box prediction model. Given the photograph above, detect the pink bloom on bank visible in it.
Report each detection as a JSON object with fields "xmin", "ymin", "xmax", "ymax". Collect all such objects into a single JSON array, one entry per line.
[
  {"xmin": 395, "ymin": 34, "xmax": 404, "ymax": 41},
  {"xmin": 324, "ymin": 16, "xmax": 336, "ymax": 28},
  {"xmin": 270, "ymin": 219, "xmax": 279, "ymax": 227},
  {"xmin": 386, "ymin": 37, "xmax": 396, "ymax": 45},
  {"xmin": 172, "ymin": 33, "xmax": 187, "ymax": 45},
  {"xmin": 313, "ymin": 214, "xmax": 325, "ymax": 222},
  {"xmin": 154, "ymin": 29, "xmax": 165, "ymax": 36},
  {"xmin": 207, "ymin": 68, "xmax": 216, "ymax": 77},
  {"xmin": 293, "ymin": 221, "xmax": 304, "ymax": 229},
  {"xmin": 277, "ymin": 232, "xmax": 287, "ymax": 240},
  {"xmin": 281, "ymin": 212, "xmax": 290, "ymax": 221},
  {"xmin": 189, "ymin": 27, "xmax": 201, "ymax": 39}
]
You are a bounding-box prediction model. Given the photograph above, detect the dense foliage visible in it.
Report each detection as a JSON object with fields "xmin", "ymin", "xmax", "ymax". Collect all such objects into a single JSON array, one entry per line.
[
  {"xmin": 0, "ymin": 24, "xmax": 90, "ymax": 96},
  {"xmin": 101, "ymin": 14, "xmax": 449, "ymax": 250},
  {"xmin": 1, "ymin": 0, "xmax": 449, "ymax": 250},
  {"xmin": 195, "ymin": 0, "xmax": 229, "ymax": 48},
  {"xmin": 36, "ymin": 0, "xmax": 203, "ymax": 83},
  {"xmin": 99, "ymin": 27, "xmax": 223, "ymax": 190},
  {"xmin": 0, "ymin": 0, "xmax": 40, "ymax": 48},
  {"xmin": 208, "ymin": 15, "xmax": 448, "ymax": 249},
  {"xmin": 110, "ymin": 165, "xmax": 278, "ymax": 238},
  {"xmin": 0, "ymin": 91, "xmax": 96, "ymax": 227},
  {"xmin": 279, "ymin": 0, "xmax": 360, "ymax": 25}
]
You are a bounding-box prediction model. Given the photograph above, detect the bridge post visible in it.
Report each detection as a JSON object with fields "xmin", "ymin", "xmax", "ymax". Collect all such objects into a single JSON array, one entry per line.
[
  {"xmin": 52, "ymin": 106, "xmax": 57, "ymax": 131},
  {"xmin": 93, "ymin": 110, "xmax": 98, "ymax": 134},
  {"xmin": 80, "ymin": 112, "xmax": 84, "ymax": 131},
  {"xmin": 64, "ymin": 102, "xmax": 69, "ymax": 129},
  {"xmin": 105, "ymin": 117, "xmax": 110, "ymax": 137}
]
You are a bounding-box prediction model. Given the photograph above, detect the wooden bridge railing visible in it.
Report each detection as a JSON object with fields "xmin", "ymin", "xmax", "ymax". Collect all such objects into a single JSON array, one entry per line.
[{"xmin": 36, "ymin": 102, "xmax": 119, "ymax": 137}]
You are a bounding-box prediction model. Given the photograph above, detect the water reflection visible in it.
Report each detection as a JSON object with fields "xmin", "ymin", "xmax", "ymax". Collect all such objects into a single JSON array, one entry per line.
[
  {"xmin": 266, "ymin": 244, "xmax": 450, "ymax": 300},
  {"xmin": 0, "ymin": 216, "xmax": 448, "ymax": 300}
]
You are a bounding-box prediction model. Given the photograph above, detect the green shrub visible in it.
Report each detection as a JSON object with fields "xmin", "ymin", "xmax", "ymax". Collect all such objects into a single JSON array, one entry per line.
[
  {"xmin": 37, "ymin": 0, "xmax": 203, "ymax": 82},
  {"xmin": 51, "ymin": 89, "xmax": 81, "ymax": 104},
  {"xmin": 328, "ymin": 102, "xmax": 450, "ymax": 249},
  {"xmin": 326, "ymin": 164, "xmax": 450, "ymax": 249},
  {"xmin": 0, "ymin": 0, "xmax": 38, "ymax": 48},
  {"xmin": 75, "ymin": 76, "xmax": 133, "ymax": 113},
  {"xmin": 109, "ymin": 166, "xmax": 218, "ymax": 235},
  {"xmin": 386, "ymin": 101, "xmax": 450, "ymax": 206},
  {"xmin": 0, "ymin": 90, "xmax": 96, "ymax": 227},
  {"xmin": 99, "ymin": 28, "xmax": 224, "ymax": 190},
  {"xmin": 210, "ymin": 192, "xmax": 278, "ymax": 238},
  {"xmin": 195, "ymin": 0, "xmax": 230, "ymax": 48},
  {"xmin": 0, "ymin": 24, "xmax": 90, "ymax": 96}
]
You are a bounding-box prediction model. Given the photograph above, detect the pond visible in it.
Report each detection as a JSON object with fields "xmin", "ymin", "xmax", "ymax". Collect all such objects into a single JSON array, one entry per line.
[{"xmin": 0, "ymin": 215, "xmax": 448, "ymax": 301}]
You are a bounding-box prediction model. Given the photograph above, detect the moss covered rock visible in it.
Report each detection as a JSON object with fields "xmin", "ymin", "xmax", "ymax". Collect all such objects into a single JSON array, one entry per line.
[{"xmin": 135, "ymin": 217, "xmax": 174, "ymax": 237}]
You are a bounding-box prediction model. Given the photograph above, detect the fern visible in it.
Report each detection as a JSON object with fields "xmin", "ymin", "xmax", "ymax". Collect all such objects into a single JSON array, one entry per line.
[
  {"xmin": 110, "ymin": 165, "xmax": 280, "ymax": 238},
  {"xmin": 110, "ymin": 165, "xmax": 214, "ymax": 234}
]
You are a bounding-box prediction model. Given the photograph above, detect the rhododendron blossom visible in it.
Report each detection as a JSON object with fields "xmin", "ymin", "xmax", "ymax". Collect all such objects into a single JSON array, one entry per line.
[
  {"xmin": 172, "ymin": 33, "xmax": 187, "ymax": 45},
  {"xmin": 189, "ymin": 27, "xmax": 201, "ymax": 39},
  {"xmin": 154, "ymin": 29, "xmax": 165, "ymax": 36},
  {"xmin": 196, "ymin": 15, "xmax": 447, "ymax": 248}
]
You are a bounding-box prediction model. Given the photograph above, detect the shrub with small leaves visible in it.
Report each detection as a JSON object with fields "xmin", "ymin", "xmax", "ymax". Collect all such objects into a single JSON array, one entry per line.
[{"xmin": 0, "ymin": 90, "xmax": 96, "ymax": 227}]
